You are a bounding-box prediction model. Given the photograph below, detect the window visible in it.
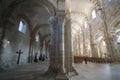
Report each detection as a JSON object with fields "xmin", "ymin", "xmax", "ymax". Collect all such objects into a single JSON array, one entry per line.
[
  {"xmin": 116, "ymin": 31, "xmax": 120, "ymax": 43},
  {"xmin": 92, "ymin": 10, "xmax": 96, "ymax": 19},
  {"xmin": 84, "ymin": 21, "xmax": 88, "ymax": 29},
  {"xmin": 117, "ymin": 36, "xmax": 120, "ymax": 43},
  {"xmin": 35, "ymin": 34, "xmax": 39, "ymax": 42},
  {"xmin": 18, "ymin": 20, "xmax": 27, "ymax": 34},
  {"xmin": 102, "ymin": 41, "xmax": 106, "ymax": 46},
  {"xmin": 108, "ymin": 0, "xmax": 111, "ymax": 2}
]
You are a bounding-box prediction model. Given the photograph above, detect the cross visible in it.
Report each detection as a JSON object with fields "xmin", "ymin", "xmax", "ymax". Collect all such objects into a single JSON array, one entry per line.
[{"xmin": 16, "ymin": 50, "xmax": 23, "ymax": 64}]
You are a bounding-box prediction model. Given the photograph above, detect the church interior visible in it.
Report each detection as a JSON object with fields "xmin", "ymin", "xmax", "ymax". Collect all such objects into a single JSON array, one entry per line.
[{"xmin": 0, "ymin": 0, "xmax": 120, "ymax": 80}]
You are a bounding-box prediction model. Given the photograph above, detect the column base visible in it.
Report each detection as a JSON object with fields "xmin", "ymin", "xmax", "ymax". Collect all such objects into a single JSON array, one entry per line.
[
  {"xmin": 28, "ymin": 56, "xmax": 33, "ymax": 63},
  {"xmin": 47, "ymin": 65, "xmax": 69, "ymax": 80},
  {"xmin": 56, "ymin": 73, "xmax": 69, "ymax": 80},
  {"xmin": 67, "ymin": 67, "xmax": 78, "ymax": 78}
]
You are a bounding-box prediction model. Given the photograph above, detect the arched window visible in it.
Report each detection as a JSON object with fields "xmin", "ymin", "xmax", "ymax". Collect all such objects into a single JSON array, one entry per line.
[
  {"xmin": 102, "ymin": 41, "xmax": 106, "ymax": 46},
  {"xmin": 92, "ymin": 10, "xmax": 96, "ymax": 19},
  {"xmin": 84, "ymin": 21, "xmax": 88, "ymax": 29},
  {"xmin": 108, "ymin": 0, "xmax": 111, "ymax": 2},
  {"xmin": 35, "ymin": 34, "xmax": 39, "ymax": 42},
  {"xmin": 116, "ymin": 31, "xmax": 120, "ymax": 43},
  {"xmin": 18, "ymin": 20, "xmax": 27, "ymax": 34}
]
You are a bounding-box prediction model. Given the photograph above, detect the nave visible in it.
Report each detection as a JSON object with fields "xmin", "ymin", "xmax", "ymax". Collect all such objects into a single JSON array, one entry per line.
[
  {"xmin": 0, "ymin": 0, "xmax": 120, "ymax": 80},
  {"xmin": 0, "ymin": 61, "xmax": 120, "ymax": 80}
]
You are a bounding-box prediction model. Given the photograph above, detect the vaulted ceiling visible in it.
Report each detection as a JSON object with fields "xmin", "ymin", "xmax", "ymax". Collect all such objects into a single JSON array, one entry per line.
[
  {"xmin": 70, "ymin": 0, "xmax": 93, "ymax": 16},
  {"xmin": 68, "ymin": 0, "xmax": 94, "ymax": 37},
  {"xmin": 3, "ymin": 0, "xmax": 52, "ymax": 38},
  {"xmin": 2, "ymin": 0, "xmax": 96, "ymax": 39}
]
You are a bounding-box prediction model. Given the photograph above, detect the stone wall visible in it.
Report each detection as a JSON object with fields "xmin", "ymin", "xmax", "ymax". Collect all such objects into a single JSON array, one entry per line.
[{"xmin": 1, "ymin": 21, "xmax": 30, "ymax": 70}]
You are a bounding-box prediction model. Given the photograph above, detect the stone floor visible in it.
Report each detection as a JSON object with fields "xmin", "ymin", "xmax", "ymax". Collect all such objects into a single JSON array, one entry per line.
[
  {"xmin": 70, "ymin": 62, "xmax": 120, "ymax": 80},
  {"xmin": 0, "ymin": 61, "xmax": 120, "ymax": 80}
]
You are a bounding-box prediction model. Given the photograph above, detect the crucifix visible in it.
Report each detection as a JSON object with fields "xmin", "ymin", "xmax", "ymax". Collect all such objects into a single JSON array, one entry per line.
[{"xmin": 16, "ymin": 50, "xmax": 23, "ymax": 64}]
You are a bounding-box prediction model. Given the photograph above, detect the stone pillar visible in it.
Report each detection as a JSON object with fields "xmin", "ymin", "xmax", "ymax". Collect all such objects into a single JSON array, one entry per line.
[
  {"xmin": 48, "ymin": 16, "xmax": 68, "ymax": 80},
  {"xmin": 42, "ymin": 41, "xmax": 46, "ymax": 56},
  {"xmin": 64, "ymin": 16, "xmax": 77, "ymax": 77},
  {"xmin": 76, "ymin": 35, "xmax": 80, "ymax": 56},
  {"xmin": 73, "ymin": 39, "xmax": 76, "ymax": 56},
  {"xmin": 88, "ymin": 23, "xmax": 96, "ymax": 57},
  {"xmin": 99, "ymin": 1, "xmax": 115, "ymax": 61},
  {"xmin": 83, "ymin": 31, "xmax": 85, "ymax": 56},
  {"xmin": 47, "ymin": 16, "xmax": 56, "ymax": 72},
  {"xmin": 28, "ymin": 36, "xmax": 34, "ymax": 63},
  {"xmin": 46, "ymin": 40, "xmax": 50, "ymax": 60},
  {"xmin": 75, "ymin": 36, "xmax": 78, "ymax": 56},
  {"xmin": 81, "ymin": 26, "xmax": 86, "ymax": 57},
  {"xmin": 78, "ymin": 34, "xmax": 81, "ymax": 57},
  {"xmin": 45, "ymin": 40, "xmax": 48, "ymax": 59}
]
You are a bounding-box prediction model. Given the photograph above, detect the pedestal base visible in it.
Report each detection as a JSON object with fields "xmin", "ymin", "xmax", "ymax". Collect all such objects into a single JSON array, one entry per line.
[
  {"xmin": 56, "ymin": 74, "xmax": 69, "ymax": 80},
  {"xmin": 67, "ymin": 67, "xmax": 78, "ymax": 78}
]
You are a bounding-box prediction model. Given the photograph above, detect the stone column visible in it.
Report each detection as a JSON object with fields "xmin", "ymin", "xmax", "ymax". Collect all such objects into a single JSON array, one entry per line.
[
  {"xmin": 99, "ymin": 1, "xmax": 115, "ymax": 61},
  {"xmin": 45, "ymin": 40, "xmax": 48, "ymax": 59},
  {"xmin": 75, "ymin": 36, "xmax": 78, "ymax": 56},
  {"xmin": 42, "ymin": 41, "xmax": 46, "ymax": 57},
  {"xmin": 64, "ymin": 16, "xmax": 77, "ymax": 77},
  {"xmin": 76, "ymin": 35, "xmax": 80, "ymax": 56},
  {"xmin": 81, "ymin": 26, "xmax": 86, "ymax": 57},
  {"xmin": 28, "ymin": 38, "xmax": 32, "ymax": 63},
  {"xmin": 46, "ymin": 40, "xmax": 50, "ymax": 60},
  {"xmin": 48, "ymin": 16, "xmax": 68, "ymax": 80},
  {"xmin": 47, "ymin": 16, "xmax": 57, "ymax": 71},
  {"xmin": 78, "ymin": 34, "xmax": 81, "ymax": 57},
  {"xmin": 88, "ymin": 23, "xmax": 96, "ymax": 57},
  {"xmin": 28, "ymin": 35, "xmax": 34, "ymax": 63},
  {"xmin": 73, "ymin": 39, "xmax": 76, "ymax": 56}
]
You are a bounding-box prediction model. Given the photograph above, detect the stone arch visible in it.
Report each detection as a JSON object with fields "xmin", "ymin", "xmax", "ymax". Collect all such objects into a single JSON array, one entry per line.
[
  {"xmin": 88, "ymin": 6, "xmax": 95, "ymax": 19},
  {"xmin": 108, "ymin": 16, "xmax": 120, "ymax": 35},
  {"xmin": 88, "ymin": 0, "xmax": 101, "ymax": 19},
  {"xmin": 2, "ymin": 0, "xmax": 56, "ymax": 20},
  {"xmin": 0, "ymin": 0, "xmax": 56, "ymax": 69},
  {"xmin": 108, "ymin": 16, "xmax": 120, "ymax": 61},
  {"xmin": 1, "ymin": 0, "xmax": 56, "ymax": 47},
  {"xmin": 1, "ymin": 0, "xmax": 56, "ymax": 39},
  {"xmin": 32, "ymin": 24, "xmax": 49, "ymax": 36},
  {"xmin": 31, "ymin": 24, "xmax": 50, "ymax": 44},
  {"xmin": 28, "ymin": 24, "xmax": 50, "ymax": 62},
  {"xmin": 41, "ymin": 34, "xmax": 51, "ymax": 44},
  {"xmin": 90, "ymin": 0, "xmax": 100, "ymax": 8},
  {"xmin": 70, "ymin": 11, "xmax": 87, "ymax": 21},
  {"xmin": 94, "ymin": 31, "xmax": 105, "ymax": 57},
  {"xmin": 63, "ymin": 12, "xmax": 87, "ymax": 28}
]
